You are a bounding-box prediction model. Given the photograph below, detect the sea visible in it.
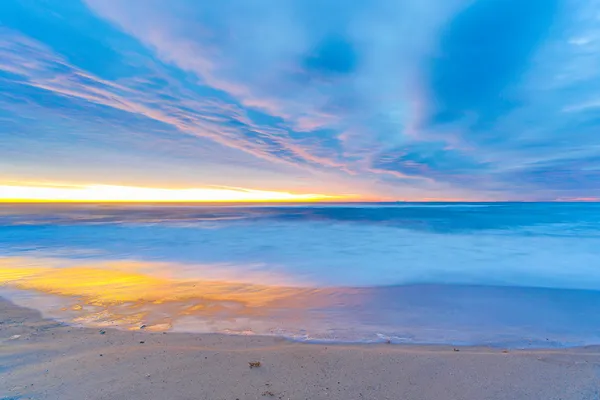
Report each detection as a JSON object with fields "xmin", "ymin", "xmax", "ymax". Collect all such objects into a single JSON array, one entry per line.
[{"xmin": 1, "ymin": 202, "xmax": 600, "ymax": 348}]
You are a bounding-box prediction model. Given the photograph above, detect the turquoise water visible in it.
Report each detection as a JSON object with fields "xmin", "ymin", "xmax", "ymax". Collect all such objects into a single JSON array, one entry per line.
[{"xmin": 1, "ymin": 202, "xmax": 600, "ymax": 347}]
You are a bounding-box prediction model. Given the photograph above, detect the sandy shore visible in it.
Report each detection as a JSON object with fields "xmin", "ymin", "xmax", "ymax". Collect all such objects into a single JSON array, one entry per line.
[{"xmin": 1, "ymin": 298, "xmax": 599, "ymax": 400}]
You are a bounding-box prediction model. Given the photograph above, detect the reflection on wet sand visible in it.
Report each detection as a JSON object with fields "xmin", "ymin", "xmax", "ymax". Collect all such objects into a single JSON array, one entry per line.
[
  {"xmin": 0, "ymin": 256, "xmax": 359, "ymax": 334},
  {"xmin": 5, "ymin": 256, "xmax": 600, "ymax": 346}
]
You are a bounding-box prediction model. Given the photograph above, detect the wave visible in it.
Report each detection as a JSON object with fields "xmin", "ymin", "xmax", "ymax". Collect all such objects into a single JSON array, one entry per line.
[{"xmin": 3, "ymin": 203, "xmax": 600, "ymax": 235}]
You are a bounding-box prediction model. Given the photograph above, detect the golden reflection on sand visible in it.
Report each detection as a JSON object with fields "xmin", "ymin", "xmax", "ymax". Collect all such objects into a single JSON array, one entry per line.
[{"xmin": 0, "ymin": 256, "xmax": 358, "ymax": 333}]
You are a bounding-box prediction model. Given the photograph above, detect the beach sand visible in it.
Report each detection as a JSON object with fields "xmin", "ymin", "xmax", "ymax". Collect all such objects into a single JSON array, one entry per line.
[{"xmin": 1, "ymin": 298, "xmax": 599, "ymax": 400}]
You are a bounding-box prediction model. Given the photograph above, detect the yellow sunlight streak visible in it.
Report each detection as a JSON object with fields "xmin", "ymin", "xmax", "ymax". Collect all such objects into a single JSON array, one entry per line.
[
  {"xmin": 0, "ymin": 257, "xmax": 349, "ymax": 331},
  {"xmin": 0, "ymin": 257, "xmax": 319, "ymax": 307}
]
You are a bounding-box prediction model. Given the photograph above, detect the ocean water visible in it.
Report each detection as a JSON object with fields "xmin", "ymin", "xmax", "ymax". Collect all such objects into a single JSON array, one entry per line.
[{"xmin": 1, "ymin": 202, "xmax": 600, "ymax": 347}]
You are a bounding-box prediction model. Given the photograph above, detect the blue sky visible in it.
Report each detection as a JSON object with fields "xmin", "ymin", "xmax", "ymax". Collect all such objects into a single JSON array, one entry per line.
[{"xmin": 1, "ymin": 0, "xmax": 599, "ymax": 200}]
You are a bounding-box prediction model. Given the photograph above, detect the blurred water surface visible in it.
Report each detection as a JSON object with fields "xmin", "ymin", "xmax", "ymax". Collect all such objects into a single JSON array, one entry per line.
[{"xmin": 2, "ymin": 202, "xmax": 600, "ymax": 347}]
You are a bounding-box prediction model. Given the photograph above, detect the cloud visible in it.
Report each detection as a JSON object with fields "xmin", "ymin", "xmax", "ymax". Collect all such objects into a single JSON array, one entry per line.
[
  {"xmin": 424, "ymin": 0, "xmax": 561, "ymax": 128},
  {"xmin": 1, "ymin": 0, "xmax": 600, "ymax": 200},
  {"xmin": 0, "ymin": 26, "xmax": 342, "ymax": 171},
  {"xmin": 83, "ymin": 0, "xmax": 460, "ymax": 140}
]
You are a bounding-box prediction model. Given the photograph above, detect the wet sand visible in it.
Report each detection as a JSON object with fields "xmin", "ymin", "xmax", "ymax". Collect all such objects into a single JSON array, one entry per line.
[{"xmin": 1, "ymin": 298, "xmax": 599, "ymax": 400}]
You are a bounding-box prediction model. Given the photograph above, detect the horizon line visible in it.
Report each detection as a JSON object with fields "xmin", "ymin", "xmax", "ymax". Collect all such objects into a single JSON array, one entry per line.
[{"xmin": 1, "ymin": 200, "xmax": 599, "ymax": 205}]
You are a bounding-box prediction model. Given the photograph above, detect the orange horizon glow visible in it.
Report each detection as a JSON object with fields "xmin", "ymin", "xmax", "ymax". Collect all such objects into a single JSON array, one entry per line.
[
  {"xmin": 0, "ymin": 183, "xmax": 354, "ymax": 203},
  {"xmin": 5, "ymin": 183, "xmax": 597, "ymax": 204}
]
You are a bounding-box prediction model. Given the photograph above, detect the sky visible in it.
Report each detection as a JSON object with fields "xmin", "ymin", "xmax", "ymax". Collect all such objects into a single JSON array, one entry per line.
[{"xmin": 1, "ymin": 0, "xmax": 600, "ymax": 201}]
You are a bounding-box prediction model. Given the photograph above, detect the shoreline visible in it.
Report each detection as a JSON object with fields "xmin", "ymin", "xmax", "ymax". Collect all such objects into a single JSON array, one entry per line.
[{"xmin": 2, "ymin": 297, "xmax": 600, "ymax": 399}]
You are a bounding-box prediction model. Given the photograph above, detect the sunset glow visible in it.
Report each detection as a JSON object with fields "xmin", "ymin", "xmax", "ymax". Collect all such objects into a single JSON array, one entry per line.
[{"xmin": 0, "ymin": 184, "xmax": 347, "ymax": 203}]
